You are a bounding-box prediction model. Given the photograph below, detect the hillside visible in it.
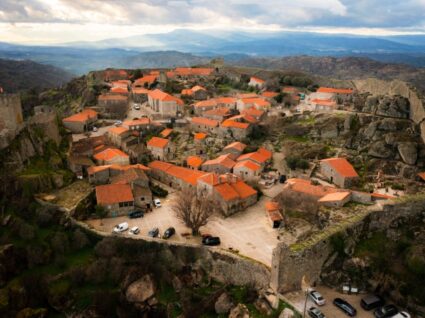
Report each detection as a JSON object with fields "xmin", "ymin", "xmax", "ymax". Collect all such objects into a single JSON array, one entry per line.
[
  {"xmin": 231, "ymin": 56, "xmax": 425, "ymax": 95},
  {"xmin": 0, "ymin": 59, "xmax": 74, "ymax": 93}
]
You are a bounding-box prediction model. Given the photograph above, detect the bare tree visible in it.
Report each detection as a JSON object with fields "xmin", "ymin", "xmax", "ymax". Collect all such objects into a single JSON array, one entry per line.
[{"xmin": 172, "ymin": 188, "xmax": 215, "ymax": 235}]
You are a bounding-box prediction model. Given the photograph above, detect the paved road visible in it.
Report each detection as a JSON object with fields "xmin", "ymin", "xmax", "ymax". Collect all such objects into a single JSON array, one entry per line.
[{"xmin": 284, "ymin": 286, "xmax": 375, "ymax": 318}]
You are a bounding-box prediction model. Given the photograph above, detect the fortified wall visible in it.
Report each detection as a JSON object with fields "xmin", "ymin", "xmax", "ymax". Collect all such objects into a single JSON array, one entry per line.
[
  {"xmin": 353, "ymin": 78, "xmax": 425, "ymax": 143},
  {"xmin": 0, "ymin": 94, "xmax": 24, "ymax": 149},
  {"xmin": 270, "ymin": 195, "xmax": 425, "ymax": 293}
]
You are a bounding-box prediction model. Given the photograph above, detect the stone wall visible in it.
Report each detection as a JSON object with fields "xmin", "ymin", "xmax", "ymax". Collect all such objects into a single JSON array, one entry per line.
[
  {"xmin": 270, "ymin": 195, "xmax": 425, "ymax": 294},
  {"xmin": 353, "ymin": 78, "xmax": 425, "ymax": 143},
  {"xmin": 0, "ymin": 94, "xmax": 24, "ymax": 149},
  {"xmin": 74, "ymin": 220, "xmax": 271, "ymax": 290}
]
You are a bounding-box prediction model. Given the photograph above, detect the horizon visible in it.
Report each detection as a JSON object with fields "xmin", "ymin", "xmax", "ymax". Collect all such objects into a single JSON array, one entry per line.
[{"xmin": 0, "ymin": 0, "xmax": 424, "ymax": 45}]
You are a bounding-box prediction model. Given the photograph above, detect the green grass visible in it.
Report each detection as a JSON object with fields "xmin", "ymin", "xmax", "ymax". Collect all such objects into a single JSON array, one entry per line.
[{"xmin": 283, "ymin": 135, "xmax": 309, "ymax": 143}]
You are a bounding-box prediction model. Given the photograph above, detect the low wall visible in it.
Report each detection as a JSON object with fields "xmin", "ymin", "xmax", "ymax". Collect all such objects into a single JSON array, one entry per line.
[
  {"xmin": 73, "ymin": 219, "xmax": 271, "ymax": 290},
  {"xmin": 270, "ymin": 195, "xmax": 425, "ymax": 293}
]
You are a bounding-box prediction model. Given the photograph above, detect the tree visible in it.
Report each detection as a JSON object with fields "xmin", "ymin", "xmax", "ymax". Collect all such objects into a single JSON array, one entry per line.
[
  {"xmin": 172, "ymin": 188, "xmax": 215, "ymax": 235},
  {"xmin": 95, "ymin": 205, "xmax": 108, "ymax": 225}
]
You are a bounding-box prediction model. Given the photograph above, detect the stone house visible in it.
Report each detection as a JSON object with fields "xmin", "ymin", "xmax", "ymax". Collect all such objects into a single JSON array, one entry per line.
[
  {"xmin": 147, "ymin": 89, "xmax": 184, "ymax": 117},
  {"xmin": 98, "ymin": 94, "xmax": 128, "ymax": 119},
  {"xmin": 219, "ymin": 118, "xmax": 252, "ymax": 140},
  {"xmin": 95, "ymin": 183, "xmax": 135, "ymax": 216},
  {"xmin": 236, "ymin": 147, "xmax": 272, "ymax": 168},
  {"xmin": 193, "ymin": 99, "xmax": 218, "ymax": 115},
  {"xmin": 88, "ymin": 164, "xmax": 150, "ymax": 185},
  {"xmin": 222, "ymin": 141, "xmax": 247, "ymax": 160},
  {"xmin": 123, "ymin": 118, "xmax": 153, "ymax": 132},
  {"xmin": 311, "ymin": 98, "xmax": 337, "ymax": 112},
  {"xmin": 265, "ymin": 201, "xmax": 284, "ymax": 228},
  {"xmin": 104, "ymin": 69, "xmax": 129, "ymax": 82},
  {"xmin": 133, "ymin": 75, "xmax": 157, "ymax": 88},
  {"xmin": 71, "ymin": 136, "xmax": 106, "ymax": 157},
  {"xmin": 62, "ymin": 109, "xmax": 98, "ymax": 133},
  {"xmin": 190, "ymin": 117, "xmax": 219, "ymax": 134},
  {"xmin": 248, "ymin": 76, "xmax": 265, "ymax": 89},
  {"xmin": 181, "ymin": 85, "xmax": 208, "ymax": 100},
  {"xmin": 237, "ymin": 97, "xmax": 270, "ymax": 111},
  {"xmin": 319, "ymin": 158, "xmax": 359, "ymax": 188},
  {"xmin": 203, "ymin": 107, "xmax": 233, "ymax": 122},
  {"xmin": 194, "ymin": 132, "xmax": 207, "ymax": 155},
  {"xmin": 196, "ymin": 173, "xmax": 257, "ymax": 216},
  {"xmin": 108, "ymin": 126, "xmax": 131, "ymax": 147},
  {"xmin": 241, "ymin": 107, "xmax": 266, "ymax": 122},
  {"xmin": 93, "ymin": 147, "xmax": 130, "ymax": 166},
  {"xmin": 186, "ymin": 155, "xmax": 204, "ymax": 170},
  {"xmin": 201, "ymin": 154, "xmax": 236, "ymax": 175},
  {"xmin": 68, "ymin": 155, "xmax": 94, "ymax": 179},
  {"xmin": 233, "ymin": 160, "xmax": 261, "ymax": 181},
  {"xmin": 147, "ymin": 136, "xmax": 173, "ymax": 161}
]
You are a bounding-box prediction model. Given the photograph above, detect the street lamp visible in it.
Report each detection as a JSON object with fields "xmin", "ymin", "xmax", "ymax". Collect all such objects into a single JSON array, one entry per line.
[{"xmin": 301, "ymin": 276, "xmax": 311, "ymax": 318}]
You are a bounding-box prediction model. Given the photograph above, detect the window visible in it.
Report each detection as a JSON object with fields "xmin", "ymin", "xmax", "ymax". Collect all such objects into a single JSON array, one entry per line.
[
  {"xmin": 119, "ymin": 202, "xmax": 124, "ymax": 207},
  {"xmin": 141, "ymin": 197, "xmax": 145, "ymax": 201}
]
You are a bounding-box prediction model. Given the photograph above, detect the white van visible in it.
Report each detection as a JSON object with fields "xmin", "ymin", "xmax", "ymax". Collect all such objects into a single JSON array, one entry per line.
[{"xmin": 113, "ymin": 222, "xmax": 129, "ymax": 233}]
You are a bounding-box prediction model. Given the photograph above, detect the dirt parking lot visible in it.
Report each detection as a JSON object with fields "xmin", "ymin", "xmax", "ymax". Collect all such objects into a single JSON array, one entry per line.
[
  {"xmin": 285, "ymin": 285, "xmax": 375, "ymax": 318},
  {"xmin": 85, "ymin": 186, "xmax": 281, "ymax": 266}
]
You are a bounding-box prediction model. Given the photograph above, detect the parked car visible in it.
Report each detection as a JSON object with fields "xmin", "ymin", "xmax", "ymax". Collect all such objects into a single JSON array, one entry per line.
[
  {"xmin": 333, "ymin": 298, "xmax": 357, "ymax": 317},
  {"xmin": 279, "ymin": 175, "xmax": 287, "ymax": 183},
  {"xmin": 113, "ymin": 222, "xmax": 129, "ymax": 233},
  {"xmin": 163, "ymin": 227, "xmax": 176, "ymax": 239},
  {"xmin": 114, "ymin": 120, "xmax": 122, "ymax": 126},
  {"xmin": 92, "ymin": 126, "xmax": 98, "ymax": 132},
  {"xmin": 148, "ymin": 227, "xmax": 159, "ymax": 238},
  {"xmin": 128, "ymin": 210, "xmax": 144, "ymax": 219},
  {"xmin": 308, "ymin": 307, "xmax": 325, "ymax": 318},
  {"xmin": 129, "ymin": 226, "xmax": 140, "ymax": 235},
  {"xmin": 309, "ymin": 290, "xmax": 326, "ymax": 306},
  {"xmin": 133, "ymin": 104, "xmax": 140, "ymax": 110},
  {"xmin": 154, "ymin": 199, "xmax": 161, "ymax": 208},
  {"xmin": 361, "ymin": 294, "xmax": 384, "ymax": 311},
  {"xmin": 391, "ymin": 311, "xmax": 411, "ymax": 318},
  {"xmin": 375, "ymin": 305, "xmax": 398, "ymax": 318},
  {"xmin": 202, "ymin": 235, "xmax": 221, "ymax": 246}
]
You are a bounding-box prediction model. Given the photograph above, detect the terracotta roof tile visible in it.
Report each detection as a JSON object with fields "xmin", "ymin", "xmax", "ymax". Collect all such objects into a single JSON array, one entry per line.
[
  {"xmin": 63, "ymin": 109, "xmax": 97, "ymax": 123},
  {"xmin": 221, "ymin": 119, "xmax": 250, "ymax": 129},
  {"xmin": 202, "ymin": 154, "xmax": 236, "ymax": 169},
  {"xmin": 93, "ymin": 148, "xmax": 129, "ymax": 162},
  {"xmin": 149, "ymin": 89, "xmax": 183, "ymax": 105},
  {"xmin": 191, "ymin": 117, "xmax": 219, "ymax": 127},
  {"xmin": 262, "ymin": 91, "xmax": 278, "ymax": 98},
  {"xmin": 187, "ymin": 156, "xmax": 203, "ymax": 168},
  {"xmin": 108, "ymin": 126, "xmax": 129, "ymax": 135},
  {"xmin": 194, "ymin": 132, "xmax": 207, "ymax": 140},
  {"xmin": 224, "ymin": 142, "xmax": 246, "ymax": 152},
  {"xmin": 234, "ymin": 160, "xmax": 261, "ymax": 171},
  {"xmin": 147, "ymin": 136, "xmax": 169, "ymax": 149},
  {"xmin": 160, "ymin": 128, "xmax": 173, "ymax": 138},
  {"xmin": 98, "ymin": 94, "xmax": 128, "ymax": 101},
  {"xmin": 250, "ymin": 76, "xmax": 265, "ymax": 83},
  {"xmin": 318, "ymin": 191, "xmax": 351, "ymax": 202},
  {"xmin": 317, "ymin": 87, "xmax": 353, "ymax": 94},
  {"xmin": 312, "ymin": 98, "xmax": 337, "ymax": 107},
  {"xmin": 96, "ymin": 184, "xmax": 133, "ymax": 205},
  {"xmin": 418, "ymin": 172, "xmax": 425, "ymax": 181},
  {"xmin": 321, "ymin": 158, "xmax": 359, "ymax": 178}
]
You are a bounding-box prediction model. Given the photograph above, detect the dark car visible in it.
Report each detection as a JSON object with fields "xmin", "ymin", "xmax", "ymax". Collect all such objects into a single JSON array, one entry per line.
[
  {"xmin": 374, "ymin": 304, "xmax": 398, "ymax": 318},
  {"xmin": 333, "ymin": 298, "xmax": 357, "ymax": 317},
  {"xmin": 279, "ymin": 175, "xmax": 287, "ymax": 183},
  {"xmin": 361, "ymin": 294, "xmax": 384, "ymax": 311},
  {"xmin": 163, "ymin": 227, "xmax": 176, "ymax": 239},
  {"xmin": 128, "ymin": 210, "xmax": 144, "ymax": 219},
  {"xmin": 148, "ymin": 227, "xmax": 159, "ymax": 238},
  {"xmin": 308, "ymin": 307, "xmax": 325, "ymax": 318},
  {"xmin": 202, "ymin": 235, "xmax": 221, "ymax": 246}
]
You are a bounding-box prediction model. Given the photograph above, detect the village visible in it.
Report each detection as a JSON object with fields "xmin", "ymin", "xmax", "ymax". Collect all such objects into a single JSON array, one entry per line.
[{"xmin": 36, "ymin": 63, "xmax": 422, "ymax": 271}]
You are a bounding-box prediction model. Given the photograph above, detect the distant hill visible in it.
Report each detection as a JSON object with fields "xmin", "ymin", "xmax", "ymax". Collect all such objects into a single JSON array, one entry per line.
[{"xmin": 0, "ymin": 59, "xmax": 74, "ymax": 93}]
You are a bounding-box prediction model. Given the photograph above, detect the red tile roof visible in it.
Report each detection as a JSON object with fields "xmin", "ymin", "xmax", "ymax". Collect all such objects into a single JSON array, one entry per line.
[
  {"xmin": 148, "ymin": 160, "xmax": 207, "ymax": 186},
  {"xmin": 204, "ymin": 107, "xmax": 231, "ymax": 118},
  {"xmin": 317, "ymin": 87, "xmax": 353, "ymax": 94},
  {"xmin": 194, "ymin": 132, "xmax": 207, "ymax": 140},
  {"xmin": 187, "ymin": 156, "xmax": 203, "ymax": 168},
  {"xmin": 234, "ymin": 160, "xmax": 261, "ymax": 172},
  {"xmin": 262, "ymin": 91, "xmax": 279, "ymax": 98},
  {"xmin": 318, "ymin": 191, "xmax": 351, "ymax": 202},
  {"xmin": 224, "ymin": 141, "xmax": 246, "ymax": 152},
  {"xmin": 98, "ymin": 94, "xmax": 128, "ymax": 101},
  {"xmin": 110, "ymin": 86, "xmax": 128, "ymax": 94},
  {"xmin": 285, "ymin": 178, "xmax": 339, "ymax": 198},
  {"xmin": 191, "ymin": 117, "xmax": 219, "ymax": 127},
  {"xmin": 134, "ymin": 75, "xmax": 157, "ymax": 85},
  {"xmin": 108, "ymin": 126, "xmax": 129, "ymax": 135},
  {"xmin": 132, "ymin": 87, "xmax": 150, "ymax": 94},
  {"xmin": 194, "ymin": 99, "xmax": 218, "ymax": 108},
  {"xmin": 147, "ymin": 136, "xmax": 169, "ymax": 149},
  {"xmin": 123, "ymin": 118, "xmax": 151, "ymax": 127},
  {"xmin": 202, "ymin": 154, "xmax": 236, "ymax": 169},
  {"xmin": 63, "ymin": 109, "xmax": 97, "ymax": 123},
  {"xmin": 237, "ymin": 147, "xmax": 272, "ymax": 164},
  {"xmin": 148, "ymin": 89, "xmax": 183, "ymax": 105},
  {"xmin": 265, "ymin": 201, "xmax": 280, "ymax": 212},
  {"xmin": 312, "ymin": 98, "xmax": 337, "ymax": 107},
  {"xmin": 160, "ymin": 128, "xmax": 173, "ymax": 138},
  {"xmin": 321, "ymin": 158, "xmax": 359, "ymax": 178},
  {"xmin": 250, "ymin": 76, "xmax": 265, "ymax": 83},
  {"xmin": 240, "ymin": 97, "xmax": 270, "ymax": 108},
  {"xmin": 418, "ymin": 172, "xmax": 425, "ymax": 181},
  {"xmin": 96, "ymin": 184, "xmax": 134, "ymax": 205},
  {"xmin": 216, "ymin": 97, "xmax": 237, "ymax": 104},
  {"xmin": 221, "ymin": 119, "xmax": 250, "ymax": 129},
  {"xmin": 93, "ymin": 148, "xmax": 129, "ymax": 162}
]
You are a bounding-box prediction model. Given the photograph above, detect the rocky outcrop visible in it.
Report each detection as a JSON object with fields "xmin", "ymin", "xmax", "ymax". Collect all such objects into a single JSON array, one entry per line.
[
  {"xmin": 354, "ymin": 78, "xmax": 425, "ymax": 143},
  {"xmin": 228, "ymin": 303, "xmax": 250, "ymax": 318},
  {"xmin": 397, "ymin": 142, "xmax": 418, "ymax": 165},
  {"xmin": 125, "ymin": 274, "xmax": 156, "ymax": 305},
  {"xmin": 279, "ymin": 308, "xmax": 296, "ymax": 318},
  {"xmin": 215, "ymin": 292, "xmax": 233, "ymax": 315}
]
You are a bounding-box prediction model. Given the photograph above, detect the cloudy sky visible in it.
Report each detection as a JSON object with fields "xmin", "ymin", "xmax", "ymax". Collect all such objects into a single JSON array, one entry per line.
[{"xmin": 1, "ymin": 0, "xmax": 424, "ymax": 44}]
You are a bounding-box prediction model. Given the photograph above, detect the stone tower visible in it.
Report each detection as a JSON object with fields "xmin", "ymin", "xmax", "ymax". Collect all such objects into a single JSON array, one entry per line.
[{"xmin": 0, "ymin": 94, "xmax": 24, "ymax": 149}]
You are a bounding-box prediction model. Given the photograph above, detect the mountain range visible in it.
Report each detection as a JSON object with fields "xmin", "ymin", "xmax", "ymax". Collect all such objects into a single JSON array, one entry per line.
[{"xmin": 0, "ymin": 29, "xmax": 425, "ymax": 75}]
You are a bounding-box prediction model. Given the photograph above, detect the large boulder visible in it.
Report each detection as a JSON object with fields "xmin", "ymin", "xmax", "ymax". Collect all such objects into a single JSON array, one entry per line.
[
  {"xmin": 228, "ymin": 303, "xmax": 250, "ymax": 318},
  {"xmin": 397, "ymin": 142, "xmax": 418, "ymax": 165},
  {"xmin": 215, "ymin": 292, "xmax": 233, "ymax": 315},
  {"xmin": 279, "ymin": 307, "xmax": 295, "ymax": 318},
  {"xmin": 125, "ymin": 274, "xmax": 156, "ymax": 304},
  {"xmin": 368, "ymin": 141, "xmax": 394, "ymax": 159}
]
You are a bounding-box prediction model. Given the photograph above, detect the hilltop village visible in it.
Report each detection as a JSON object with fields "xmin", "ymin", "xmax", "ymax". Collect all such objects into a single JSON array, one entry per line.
[{"xmin": 2, "ymin": 63, "xmax": 425, "ymax": 317}]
